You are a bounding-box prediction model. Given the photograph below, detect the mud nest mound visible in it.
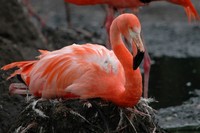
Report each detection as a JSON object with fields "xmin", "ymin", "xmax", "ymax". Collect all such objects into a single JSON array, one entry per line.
[{"xmin": 8, "ymin": 97, "xmax": 166, "ymax": 133}]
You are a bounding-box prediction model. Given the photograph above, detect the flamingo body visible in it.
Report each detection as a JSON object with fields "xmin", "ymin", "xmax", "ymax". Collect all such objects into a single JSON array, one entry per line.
[
  {"xmin": 64, "ymin": 0, "xmax": 199, "ymax": 21},
  {"xmin": 4, "ymin": 44, "xmax": 124, "ymax": 99},
  {"xmin": 2, "ymin": 14, "xmax": 144, "ymax": 107},
  {"xmin": 64, "ymin": 0, "xmax": 145, "ymax": 8}
]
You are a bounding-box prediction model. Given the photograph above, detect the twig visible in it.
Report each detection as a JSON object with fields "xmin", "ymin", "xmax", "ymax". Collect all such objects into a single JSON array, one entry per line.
[
  {"xmin": 124, "ymin": 112, "xmax": 137, "ymax": 133},
  {"xmin": 116, "ymin": 108, "xmax": 124, "ymax": 130},
  {"xmin": 21, "ymin": 122, "xmax": 37, "ymax": 133},
  {"xmin": 31, "ymin": 99, "xmax": 49, "ymax": 118}
]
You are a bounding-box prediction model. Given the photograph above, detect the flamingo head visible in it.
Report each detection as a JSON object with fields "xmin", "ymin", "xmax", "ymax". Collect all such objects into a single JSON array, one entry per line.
[{"xmin": 117, "ymin": 14, "xmax": 145, "ymax": 70}]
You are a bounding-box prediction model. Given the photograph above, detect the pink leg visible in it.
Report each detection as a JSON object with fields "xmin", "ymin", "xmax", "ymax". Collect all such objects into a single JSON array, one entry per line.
[
  {"xmin": 104, "ymin": 6, "xmax": 115, "ymax": 49},
  {"xmin": 22, "ymin": 0, "xmax": 46, "ymax": 28},
  {"xmin": 9, "ymin": 83, "xmax": 29, "ymax": 95},
  {"xmin": 143, "ymin": 49, "xmax": 151, "ymax": 98},
  {"xmin": 64, "ymin": 2, "xmax": 71, "ymax": 28}
]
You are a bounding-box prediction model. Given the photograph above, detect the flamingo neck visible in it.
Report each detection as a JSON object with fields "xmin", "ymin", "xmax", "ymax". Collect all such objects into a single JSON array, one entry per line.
[
  {"xmin": 110, "ymin": 20, "xmax": 133, "ymax": 69},
  {"xmin": 110, "ymin": 21, "xmax": 142, "ymax": 107}
]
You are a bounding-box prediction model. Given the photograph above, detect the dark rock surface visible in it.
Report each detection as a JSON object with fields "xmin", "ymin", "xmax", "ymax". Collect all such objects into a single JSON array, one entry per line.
[{"xmin": 157, "ymin": 89, "xmax": 200, "ymax": 131}]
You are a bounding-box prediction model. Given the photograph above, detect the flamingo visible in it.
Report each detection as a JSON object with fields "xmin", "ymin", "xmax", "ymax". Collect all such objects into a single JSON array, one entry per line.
[
  {"xmin": 2, "ymin": 13, "xmax": 145, "ymax": 107},
  {"xmin": 64, "ymin": 0, "xmax": 199, "ymax": 33},
  {"xmin": 64, "ymin": 0, "xmax": 199, "ymax": 98}
]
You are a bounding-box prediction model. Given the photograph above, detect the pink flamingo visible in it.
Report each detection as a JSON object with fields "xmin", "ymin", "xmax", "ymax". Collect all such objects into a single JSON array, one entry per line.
[{"xmin": 2, "ymin": 14, "xmax": 144, "ymax": 107}]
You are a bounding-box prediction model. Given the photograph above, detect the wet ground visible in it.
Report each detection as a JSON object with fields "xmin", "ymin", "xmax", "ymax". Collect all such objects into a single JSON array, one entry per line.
[
  {"xmin": 157, "ymin": 89, "xmax": 200, "ymax": 132},
  {"xmin": 0, "ymin": 0, "xmax": 200, "ymax": 132},
  {"xmin": 150, "ymin": 58, "xmax": 200, "ymax": 132},
  {"xmin": 149, "ymin": 57, "xmax": 200, "ymax": 109}
]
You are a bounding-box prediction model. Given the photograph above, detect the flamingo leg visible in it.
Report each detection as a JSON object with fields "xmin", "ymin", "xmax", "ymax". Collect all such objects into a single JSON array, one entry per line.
[
  {"xmin": 140, "ymin": 30, "xmax": 151, "ymax": 99},
  {"xmin": 143, "ymin": 49, "xmax": 151, "ymax": 98},
  {"xmin": 105, "ymin": 6, "xmax": 115, "ymax": 35},
  {"xmin": 105, "ymin": 6, "xmax": 115, "ymax": 49},
  {"xmin": 64, "ymin": 2, "xmax": 72, "ymax": 28},
  {"xmin": 22, "ymin": 0, "xmax": 46, "ymax": 28},
  {"xmin": 9, "ymin": 83, "xmax": 29, "ymax": 95}
]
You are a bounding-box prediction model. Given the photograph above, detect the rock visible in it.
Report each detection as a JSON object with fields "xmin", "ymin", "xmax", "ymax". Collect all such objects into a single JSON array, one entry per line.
[
  {"xmin": 0, "ymin": 0, "xmax": 47, "ymax": 61},
  {"xmin": 157, "ymin": 90, "xmax": 200, "ymax": 132}
]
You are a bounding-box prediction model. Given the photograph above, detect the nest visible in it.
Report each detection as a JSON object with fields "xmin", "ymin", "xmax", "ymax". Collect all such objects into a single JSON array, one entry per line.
[{"xmin": 8, "ymin": 97, "xmax": 166, "ymax": 133}]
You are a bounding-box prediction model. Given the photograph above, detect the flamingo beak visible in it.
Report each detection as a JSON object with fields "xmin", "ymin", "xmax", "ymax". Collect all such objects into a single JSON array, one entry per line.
[{"xmin": 129, "ymin": 30, "xmax": 145, "ymax": 70}]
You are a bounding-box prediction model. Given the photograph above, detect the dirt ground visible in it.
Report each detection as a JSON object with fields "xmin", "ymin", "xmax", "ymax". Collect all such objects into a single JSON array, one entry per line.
[{"xmin": 0, "ymin": 0, "xmax": 200, "ymax": 132}]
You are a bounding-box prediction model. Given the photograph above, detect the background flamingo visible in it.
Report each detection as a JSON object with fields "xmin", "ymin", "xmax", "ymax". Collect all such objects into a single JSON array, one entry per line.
[
  {"xmin": 2, "ymin": 14, "xmax": 145, "ymax": 107},
  {"xmin": 64, "ymin": 0, "xmax": 199, "ymax": 98},
  {"xmin": 64, "ymin": 0, "xmax": 199, "ymax": 33}
]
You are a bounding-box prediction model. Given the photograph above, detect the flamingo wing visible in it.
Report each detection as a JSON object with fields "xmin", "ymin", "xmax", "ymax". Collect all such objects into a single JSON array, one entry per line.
[{"xmin": 3, "ymin": 44, "xmax": 126, "ymax": 99}]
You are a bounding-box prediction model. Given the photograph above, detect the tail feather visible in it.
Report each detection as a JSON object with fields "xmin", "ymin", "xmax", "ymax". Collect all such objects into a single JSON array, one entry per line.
[
  {"xmin": 168, "ymin": 0, "xmax": 199, "ymax": 22},
  {"xmin": 37, "ymin": 49, "xmax": 50, "ymax": 59},
  {"xmin": 1, "ymin": 61, "xmax": 37, "ymax": 83},
  {"xmin": 7, "ymin": 70, "xmax": 21, "ymax": 80},
  {"xmin": 2, "ymin": 49, "xmax": 49, "ymax": 84},
  {"xmin": 2, "ymin": 61, "xmax": 36, "ymax": 70},
  {"xmin": 184, "ymin": 5, "xmax": 200, "ymax": 22}
]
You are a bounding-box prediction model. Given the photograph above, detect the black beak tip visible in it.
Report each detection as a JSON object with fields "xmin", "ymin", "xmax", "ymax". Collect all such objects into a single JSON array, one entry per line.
[{"xmin": 133, "ymin": 51, "xmax": 144, "ymax": 70}]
